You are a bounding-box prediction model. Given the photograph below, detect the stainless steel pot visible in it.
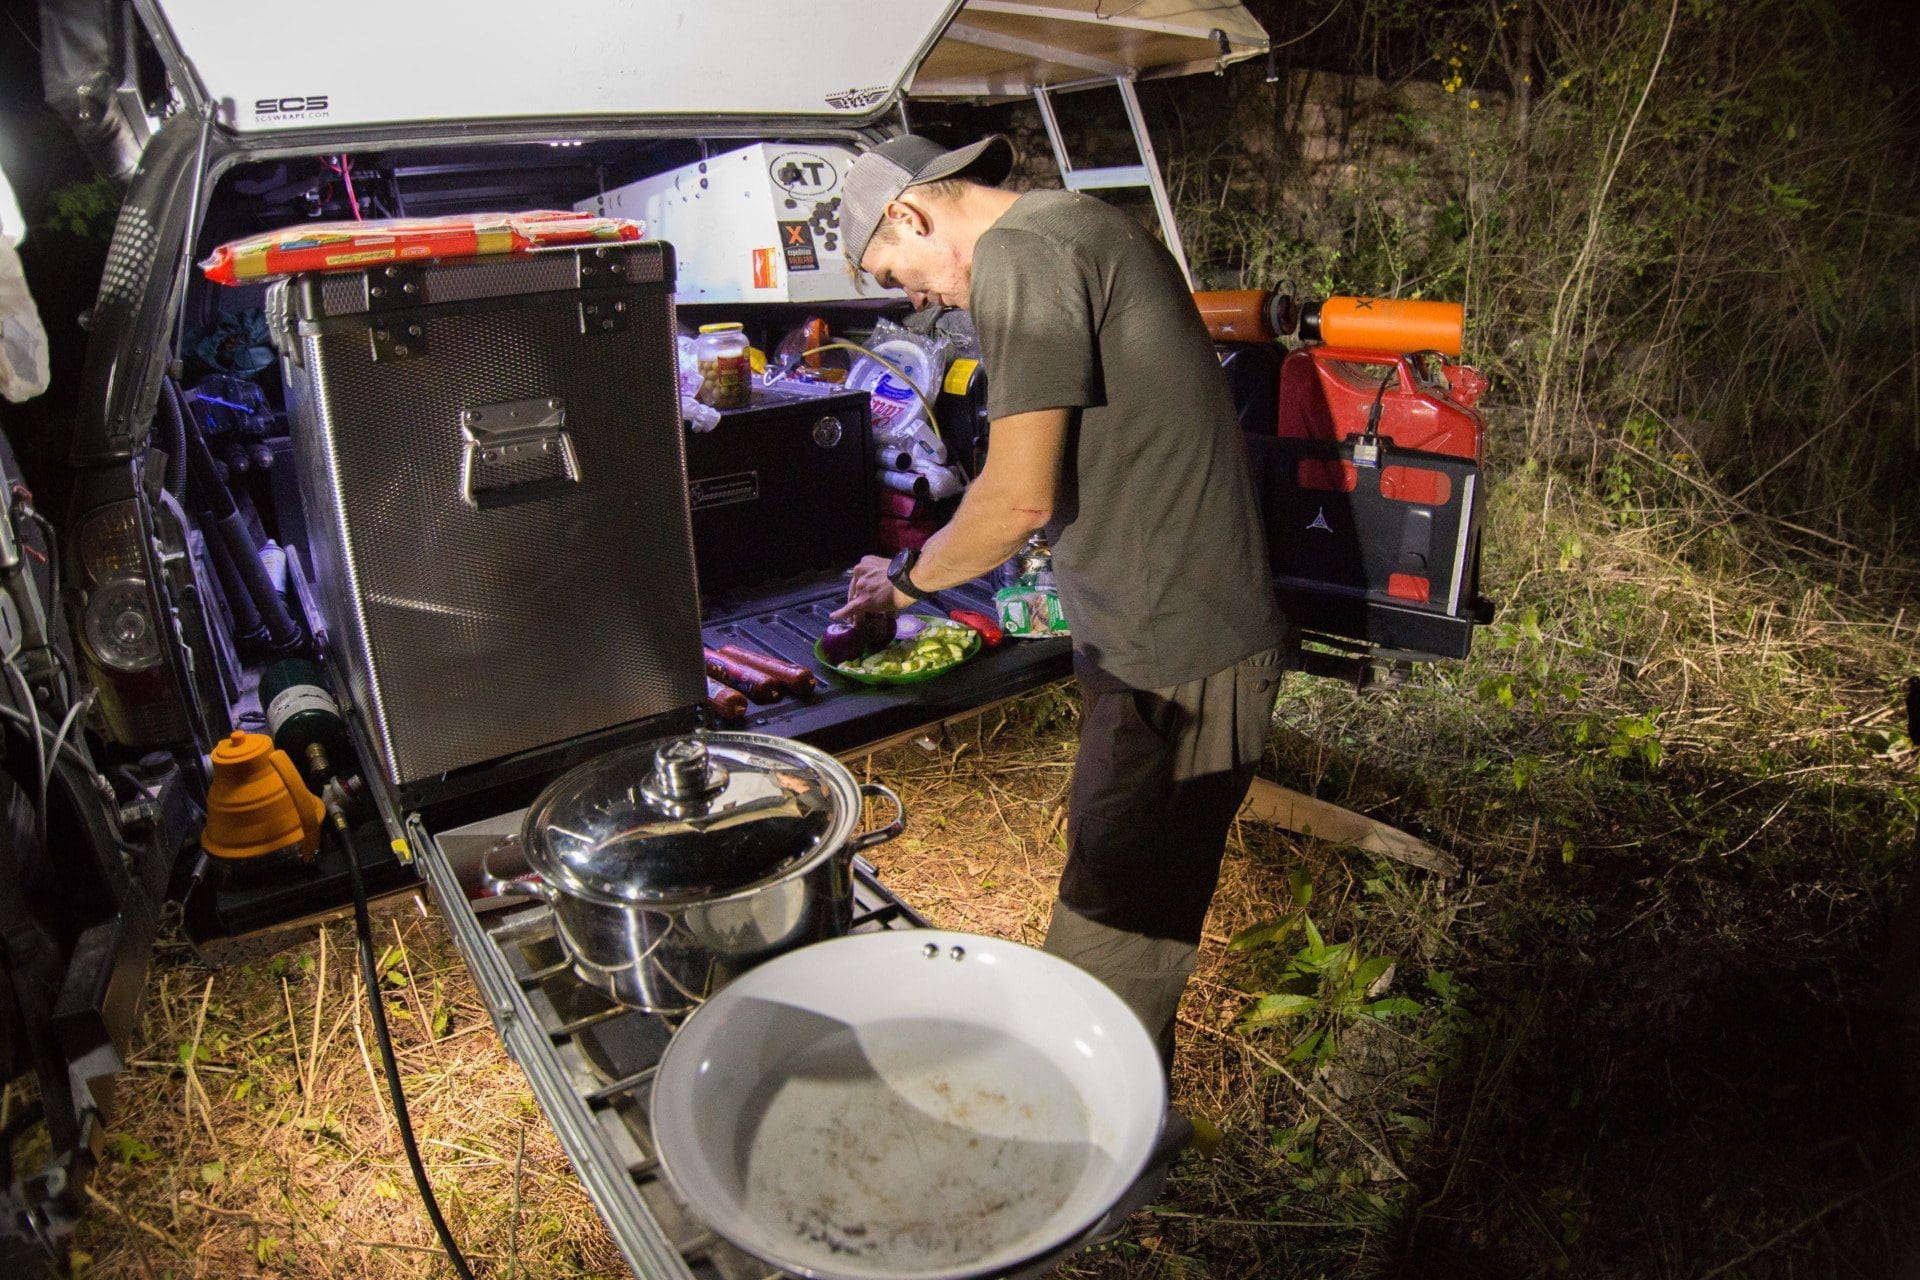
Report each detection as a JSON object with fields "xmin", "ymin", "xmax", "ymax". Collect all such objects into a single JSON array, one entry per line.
[{"xmin": 483, "ymin": 730, "xmax": 903, "ymax": 1014}]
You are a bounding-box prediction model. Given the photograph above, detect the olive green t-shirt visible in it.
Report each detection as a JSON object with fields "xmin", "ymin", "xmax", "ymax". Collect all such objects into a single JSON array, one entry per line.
[{"xmin": 969, "ymin": 189, "xmax": 1285, "ymax": 690}]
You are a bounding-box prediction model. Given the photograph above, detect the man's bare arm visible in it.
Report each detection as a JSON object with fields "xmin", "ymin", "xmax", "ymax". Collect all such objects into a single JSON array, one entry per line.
[
  {"xmin": 832, "ymin": 408, "xmax": 1069, "ymax": 617},
  {"xmin": 912, "ymin": 407, "xmax": 1068, "ymax": 589}
]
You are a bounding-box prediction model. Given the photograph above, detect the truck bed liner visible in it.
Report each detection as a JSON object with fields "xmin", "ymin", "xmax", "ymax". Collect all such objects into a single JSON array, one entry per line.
[{"xmin": 701, "ymin": 572, "xmax": 1071, "ymax": 752}]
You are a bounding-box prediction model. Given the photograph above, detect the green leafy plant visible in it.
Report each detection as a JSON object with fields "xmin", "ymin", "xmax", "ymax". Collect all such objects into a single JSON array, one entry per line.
[
  {"xmin": 36, "ymin": 176, "xmax": 120, "ymax": 241},
  {"xmin": 1230, "ymin": 871, "xmax": 1422, "ymax": 1067}
]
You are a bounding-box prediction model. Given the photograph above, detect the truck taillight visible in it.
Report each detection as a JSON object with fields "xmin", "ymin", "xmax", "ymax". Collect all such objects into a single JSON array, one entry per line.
[
  {"xmin": 73, "ymin": 501, "xmax": 190, "ymax": 745},
  {"xmin": 81, "ymin": 575, "xmax": 163, "ymax": 671},
  {"xmin": 73, "ymin": 502, "xmax": 146, "ymax": 579}
]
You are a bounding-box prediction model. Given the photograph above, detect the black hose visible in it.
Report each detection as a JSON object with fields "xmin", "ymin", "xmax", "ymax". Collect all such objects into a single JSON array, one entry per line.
[
  {"xmin": 326, "ymin": 804, "xmax": 476, "ymax": 1280},
  {"xmin": 157, "ymin": 378, "xmax": 190, "ymax": 499},
  {"xmin": 202, "ymin": 517, "xmax": 267, "ymax": 646}
]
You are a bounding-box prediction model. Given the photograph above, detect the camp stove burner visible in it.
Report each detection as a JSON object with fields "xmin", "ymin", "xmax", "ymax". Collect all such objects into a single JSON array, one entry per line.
[{"xmin": 468, "ymin": 855, "xmax": 924, "ymax": 1279}]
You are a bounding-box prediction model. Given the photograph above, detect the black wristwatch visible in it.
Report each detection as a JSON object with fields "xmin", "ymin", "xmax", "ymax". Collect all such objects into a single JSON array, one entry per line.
[{"xmin": 887, "ymin": 548, "xmax": 936, "ymax": 603}]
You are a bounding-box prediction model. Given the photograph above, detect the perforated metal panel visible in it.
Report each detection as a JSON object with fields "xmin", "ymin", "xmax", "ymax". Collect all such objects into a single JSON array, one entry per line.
[
  {"xmin": 276, "ymin": 244, "xmax": 703, "ymax": 790},
  {"xmin": 97, "ymin": 203, "xmax": 156, "ymax": 307}
]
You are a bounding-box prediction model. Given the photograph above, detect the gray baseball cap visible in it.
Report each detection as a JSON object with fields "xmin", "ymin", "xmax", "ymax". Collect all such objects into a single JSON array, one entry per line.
[{"xmin": 841, "ymin": 134, "xmax": 1014, "ymax": 271}]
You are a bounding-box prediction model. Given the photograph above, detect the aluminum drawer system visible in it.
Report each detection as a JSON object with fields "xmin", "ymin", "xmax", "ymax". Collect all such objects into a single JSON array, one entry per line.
[
  {"xmin": 404, "ymin": 798, "xmax": 927, "ymax": 1280},
  {"xmin": 180, "ymin": 571, "xmax": 1069, "ymax": 949}
]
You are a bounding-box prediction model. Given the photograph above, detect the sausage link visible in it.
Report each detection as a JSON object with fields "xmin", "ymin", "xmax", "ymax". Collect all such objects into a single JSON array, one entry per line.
[
  {"xmin": 703, "ymin": 648, "xmax": 782, "ymax": 703},
  {"xmin": 705, "ymin": 677, "xmax": 748, "ymax": 720},
  {"xmin": 717, "ymin": 644, "xmax": 818, "ymax": 694}
]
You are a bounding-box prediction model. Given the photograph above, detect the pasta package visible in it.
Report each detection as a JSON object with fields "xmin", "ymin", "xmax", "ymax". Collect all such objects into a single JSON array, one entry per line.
[{"xmin": 200, "ymin": 210, "xmax": 644, "ymax": 285}]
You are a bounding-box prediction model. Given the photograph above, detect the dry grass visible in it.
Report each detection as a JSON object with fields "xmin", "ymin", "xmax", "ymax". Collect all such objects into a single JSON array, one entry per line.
[
  {"xmin": 67, "ymin": 902, "xmax": 626, "ymax": 1279},
  {"xmin": 857, "ymin": 699, "xmax": 1390, "ymax": 1279},
  {"xmin": 59, "ymin": 458, "xmax": 1920, "ymax": 1280},
  {"xmin": 63, "ymin": 696, "xmax": 1354, "ymax": 1280}
]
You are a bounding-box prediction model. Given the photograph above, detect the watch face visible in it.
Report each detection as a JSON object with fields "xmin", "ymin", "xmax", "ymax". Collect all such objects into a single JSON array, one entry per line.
[{"xmin": 889, "ymin": 550, "xmax": 923, "ymax": 597}]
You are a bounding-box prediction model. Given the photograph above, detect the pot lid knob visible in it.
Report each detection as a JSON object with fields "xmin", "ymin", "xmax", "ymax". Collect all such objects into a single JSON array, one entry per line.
[{"xmin": 652, "ymin": 738, "xmax": 721, "ymax": 800}]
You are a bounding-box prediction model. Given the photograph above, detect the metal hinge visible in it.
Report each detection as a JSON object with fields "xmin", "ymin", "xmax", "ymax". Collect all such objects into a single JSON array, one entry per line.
[
  {"xmin": 369, "ymin": 320, "xmax": 426, "ymax": 362},
  {"xmin": 365, "ymin": 262, "xmax": 426, "ymax": 312},
  {"xmin": 579, "ymin": 297, "xmax": 631, "ymax": 335}
]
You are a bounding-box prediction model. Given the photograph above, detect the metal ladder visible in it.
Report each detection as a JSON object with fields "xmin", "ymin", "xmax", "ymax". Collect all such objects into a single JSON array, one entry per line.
[{"xmin": 1031, "ymin": 78, "xmax": 1192, "ymax": 286}]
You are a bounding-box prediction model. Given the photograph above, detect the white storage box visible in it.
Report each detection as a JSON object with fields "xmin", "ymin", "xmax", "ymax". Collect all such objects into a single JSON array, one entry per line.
[{"xmin": 579, "ymin": 143, "xmax": 898, "ymax": 305}]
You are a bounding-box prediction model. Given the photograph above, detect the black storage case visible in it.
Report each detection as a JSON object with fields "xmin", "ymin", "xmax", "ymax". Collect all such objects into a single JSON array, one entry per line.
[
  {"xmin": 682, "ymin": 385, "xmax": 873, "ymax": 603},
  {"xmin": 1245, "ymin": 432, "xmax": 1489, "ymax": 659}
]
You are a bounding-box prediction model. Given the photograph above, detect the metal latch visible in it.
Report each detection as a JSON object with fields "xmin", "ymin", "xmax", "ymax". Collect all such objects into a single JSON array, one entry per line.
[{"xmin": 459, "ymin": 398, "xmax": 581, "ymax": 510}]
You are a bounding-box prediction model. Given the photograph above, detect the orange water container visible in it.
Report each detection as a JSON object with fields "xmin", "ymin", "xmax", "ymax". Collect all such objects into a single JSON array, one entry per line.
[
  {"xmin": 1301, "ymin": 297, "xmax": 1463, "ymax": 356},
  {"xmin": 1192, "ymin": 289, "xmax": 1296, "ymax": 343},
  {"xmin": 202, "ymin": 730, "xmax": 324, "ymax": 867}
]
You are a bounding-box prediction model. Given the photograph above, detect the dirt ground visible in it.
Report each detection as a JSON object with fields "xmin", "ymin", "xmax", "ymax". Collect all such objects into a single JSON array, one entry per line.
[{"xmin": 56, "ymin": 702, "xmax": 1319, "ymax": 1280}]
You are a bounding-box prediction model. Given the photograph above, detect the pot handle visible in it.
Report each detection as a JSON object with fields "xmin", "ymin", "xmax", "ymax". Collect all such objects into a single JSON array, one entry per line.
[
  {"xmin": 479, "ymin": 836, "xmax": 554, "ymax": 902},
  {"xmin": 846, "ymin": 781, "xmax": 906, "ymax": 854}
]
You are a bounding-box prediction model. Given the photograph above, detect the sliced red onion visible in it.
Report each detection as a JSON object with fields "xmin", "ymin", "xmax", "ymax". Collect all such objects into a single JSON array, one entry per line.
[{"xmin": 819, "ymin": 620, "xmax": 865, "ymax": 666}]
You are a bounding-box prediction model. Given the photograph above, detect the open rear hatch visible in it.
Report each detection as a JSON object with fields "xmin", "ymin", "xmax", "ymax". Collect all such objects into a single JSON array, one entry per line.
[{"xmin": 139, "ymin": 0, "xmax": 967, "ymax": 128}]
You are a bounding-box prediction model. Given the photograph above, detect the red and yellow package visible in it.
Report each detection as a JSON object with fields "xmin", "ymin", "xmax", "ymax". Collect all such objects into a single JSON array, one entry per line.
[{"xmin": 200, "ymin": 211, "xmax": 645, "ymax": 285}]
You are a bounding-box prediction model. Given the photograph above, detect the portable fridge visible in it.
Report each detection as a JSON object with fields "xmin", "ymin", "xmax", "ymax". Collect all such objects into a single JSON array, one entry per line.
[{"xmin": 266, "ymin": 243, "xmax": 705, "ymax": 804}]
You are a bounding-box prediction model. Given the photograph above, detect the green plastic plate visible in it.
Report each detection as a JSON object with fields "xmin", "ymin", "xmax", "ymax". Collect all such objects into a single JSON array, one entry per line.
[{"xmin": 815, "ymin": 624, "xmax": 982, "ymax": 686}]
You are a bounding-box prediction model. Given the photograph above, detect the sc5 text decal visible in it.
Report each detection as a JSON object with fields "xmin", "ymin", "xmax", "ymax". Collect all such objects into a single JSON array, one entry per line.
[{"xmin": 253, "ymin": 95, "xmax": 331, "ymax": 124}]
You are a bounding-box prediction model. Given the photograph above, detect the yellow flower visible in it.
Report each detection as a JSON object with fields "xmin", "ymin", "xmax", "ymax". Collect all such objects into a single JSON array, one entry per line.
[
  {"xmin": 1560, "ymin": 77, "xmax": 1571, "ymax": 88},
  {"xmin": 1449, "ymin": 56, "xmax": 1462, "ymax": 67},
  {"xmin": 1469, "ymin": 99, "xmax": 1481, "ymax": 109}
]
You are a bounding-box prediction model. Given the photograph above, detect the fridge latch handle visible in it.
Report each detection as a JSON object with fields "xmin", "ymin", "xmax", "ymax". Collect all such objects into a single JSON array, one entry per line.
[{"xmin": 459, "ymin": 398, "xmax": 581, "ymax": 510}]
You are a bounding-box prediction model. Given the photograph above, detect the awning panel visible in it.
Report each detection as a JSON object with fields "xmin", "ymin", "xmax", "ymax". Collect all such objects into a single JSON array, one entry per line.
[{"xmin": 913, "ymin": 0, "xmax": 1268, "ymax": 99}]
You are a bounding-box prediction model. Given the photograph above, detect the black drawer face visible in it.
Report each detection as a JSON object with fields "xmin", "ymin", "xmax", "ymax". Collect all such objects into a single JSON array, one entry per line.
[
  {"xmin": 1245, "ymin": 432, "xmax": 1486, "ymax": 660},
  {"xmin": 683, "ymin": 388, "xmax": 874, "ymax": 603}
]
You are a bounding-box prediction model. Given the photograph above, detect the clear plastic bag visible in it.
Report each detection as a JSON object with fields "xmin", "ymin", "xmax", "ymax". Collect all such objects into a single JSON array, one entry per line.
[
  {"xmin": 0, "ymin": 238, "xmax": 49, "ymax": 404},
  {"xmin": 847, "ymin": 319, "xmax": 948, "ymax": 455}
]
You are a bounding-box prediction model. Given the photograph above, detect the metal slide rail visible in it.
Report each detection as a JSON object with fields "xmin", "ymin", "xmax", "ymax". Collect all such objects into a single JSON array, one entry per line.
[{"xmin": 407, "ymin": 815, "xmax": 927, "ymax": 1278}]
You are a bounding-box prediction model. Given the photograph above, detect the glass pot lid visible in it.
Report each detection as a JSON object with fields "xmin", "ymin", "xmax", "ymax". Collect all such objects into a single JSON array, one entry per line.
[{"xmin": 522, "ymin": 732, "xmax": 856, "ymax": 906}]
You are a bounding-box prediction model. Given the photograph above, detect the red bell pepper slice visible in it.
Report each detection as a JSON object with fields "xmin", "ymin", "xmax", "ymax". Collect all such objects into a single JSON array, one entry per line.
[{"xmin": 949, "ymin": 608, "xmax": 1005, "ymax": 646}]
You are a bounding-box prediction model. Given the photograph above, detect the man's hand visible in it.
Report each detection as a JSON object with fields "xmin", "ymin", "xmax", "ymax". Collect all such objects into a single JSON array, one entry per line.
[{"xmin": 831, "ymin": 556, "xmax": 906, "ymax": 619}]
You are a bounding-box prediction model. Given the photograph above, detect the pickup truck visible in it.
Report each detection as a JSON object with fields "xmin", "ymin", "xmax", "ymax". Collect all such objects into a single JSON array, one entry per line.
[{"xmin": 13, "ymin": 2, "xmax": 1489, "ymax": 1274}]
